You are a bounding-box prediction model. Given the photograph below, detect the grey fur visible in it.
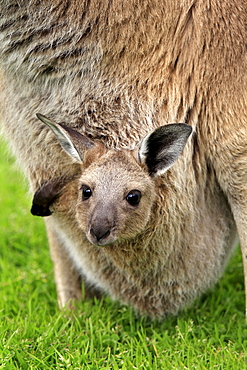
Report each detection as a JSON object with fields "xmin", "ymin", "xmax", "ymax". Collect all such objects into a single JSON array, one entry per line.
[{"xmin": 0, "ymin": 0, "xmax": 246, "ymax": 319}]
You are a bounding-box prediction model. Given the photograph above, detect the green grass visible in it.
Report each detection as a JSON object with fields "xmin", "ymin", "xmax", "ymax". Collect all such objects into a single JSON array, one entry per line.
[{"xmin": 0, "ymin": 136, "xmax": 247, "ymax": 369}]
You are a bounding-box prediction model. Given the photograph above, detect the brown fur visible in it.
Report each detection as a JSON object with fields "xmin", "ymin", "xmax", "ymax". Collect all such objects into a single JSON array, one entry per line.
[{"xmin": 0, "ymin": 0, "xmax": 246, "ymax": 319}]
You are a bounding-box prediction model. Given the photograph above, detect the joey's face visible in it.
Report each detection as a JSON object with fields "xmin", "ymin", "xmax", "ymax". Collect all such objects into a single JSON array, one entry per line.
[
  {"xmin": 75, "ymin": 151, "xmax": 156, "ymax": 246},
  {"xmin": 33, "ymin": 115, "xmax": 192, "ymax": 242}
]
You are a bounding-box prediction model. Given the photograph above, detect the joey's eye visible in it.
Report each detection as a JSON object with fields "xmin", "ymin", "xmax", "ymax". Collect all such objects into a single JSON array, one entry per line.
[
  {"xmin": 81, "ymin": 185, "xmax": 92, "ymax": 200},
  {"xmin": 126, "ymin": 190, "xmax": 142, "ymax": 206}
]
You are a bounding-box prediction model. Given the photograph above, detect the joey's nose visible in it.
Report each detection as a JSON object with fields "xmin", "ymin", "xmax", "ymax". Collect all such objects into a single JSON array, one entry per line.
[{"xmin": 90, "ymin": 225, "xmax": 111, "ymax": 244}]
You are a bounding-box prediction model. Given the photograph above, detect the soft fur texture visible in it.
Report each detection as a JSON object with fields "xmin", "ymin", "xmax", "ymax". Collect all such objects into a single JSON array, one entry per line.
[{"xmin": 0, "ymin": 0, "xmax": 246, "ymax": 318}]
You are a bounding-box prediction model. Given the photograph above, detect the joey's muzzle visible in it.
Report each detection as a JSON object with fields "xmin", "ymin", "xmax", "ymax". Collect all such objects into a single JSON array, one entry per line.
[
  {"xmin": 87, "ymin": 223, "xmax": 117, "ymax": 246},
  {"xmin": 86, "ymin": 205, "xmax": 117, "ymax": 246}
]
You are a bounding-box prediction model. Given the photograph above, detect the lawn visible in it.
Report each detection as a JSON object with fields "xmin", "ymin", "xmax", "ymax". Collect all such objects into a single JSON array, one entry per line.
[{"xmin": 0, "ymin": 137, "xmax": 246, "ymax": 369}]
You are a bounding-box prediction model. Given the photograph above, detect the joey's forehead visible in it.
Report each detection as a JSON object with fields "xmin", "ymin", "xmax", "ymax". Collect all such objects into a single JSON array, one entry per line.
[
  {"xmin": 85, "ymin": 151, "xmax": 139, "ymax": 173},
  {"xmin": 83, "ymin": 162, "xmax": 142, "ymax": 183},
  {"xmin": 81, "ymin": 152, "xmax": 149, "ymax": 186}
]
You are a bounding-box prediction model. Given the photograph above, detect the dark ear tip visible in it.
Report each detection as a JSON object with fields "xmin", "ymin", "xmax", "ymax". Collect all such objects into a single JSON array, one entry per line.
[
  {"xmin": 168, "ymin": 123, "xmax": 193, "ymax": 134},
  {"xmin": 36, "ymin": 113, "xmax": 45, "ymax": 120},
  {"xmin": 36, "ymin": 113, "xmax": 50, "ymax": 126},
  {"xmin": 184, "ymin": 124, "xmax": 193, "ymax": 135},
  {"xmin": 31, "ymin": 204, "xmax": 53, "ymax": 217}
]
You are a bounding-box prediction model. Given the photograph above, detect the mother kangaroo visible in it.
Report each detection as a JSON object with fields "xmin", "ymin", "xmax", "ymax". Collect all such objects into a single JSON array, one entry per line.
[{"xmin": 0, "ymin": 0, "xmax": 246, "ymax": 319}]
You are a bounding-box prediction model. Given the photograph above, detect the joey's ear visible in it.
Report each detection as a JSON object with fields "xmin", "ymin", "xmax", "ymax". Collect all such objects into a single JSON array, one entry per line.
[
  {"xmin": 31, "ymin": 177, "xmax": 73, "ymax": 217},
  {"xmin": 31, "ymin": 181, "xmax": 62, "ymax": 216},
  {"xmin": 138, "ymin": 124, "xmax": 192, "ymax": 177},
  {"xmin": 36, "ymin": 114, "xmax": 95, "ymax": 162}
]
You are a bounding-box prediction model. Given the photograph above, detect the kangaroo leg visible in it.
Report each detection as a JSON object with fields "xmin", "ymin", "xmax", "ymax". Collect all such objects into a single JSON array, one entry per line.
[
  {"xmin": 45, "ymin": 218, "xmax": 82, "ymax": 308},
  {"xmin": 212, "ymin": 135, "xmax": 247, "ymax": 322},
  {"xmin": 227, "ymin": 205, "xmax": 247, "ymax": 322},
  {"xmin": 237, "ymin": 224, "xmax": 247, "ymax": 322},
  {"xmin": 220, "ymin": 151, "xmax": 247, "ymax": 322}
]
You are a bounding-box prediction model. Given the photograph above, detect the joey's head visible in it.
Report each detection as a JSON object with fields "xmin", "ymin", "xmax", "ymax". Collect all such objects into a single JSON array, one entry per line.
[
  {"xmin": 33, "ymin": 114, "xmax": 192, "ymax": 246},
  {"xmin": 76, "ymin": 149, "xmax": 155, "ymax": 245}
]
